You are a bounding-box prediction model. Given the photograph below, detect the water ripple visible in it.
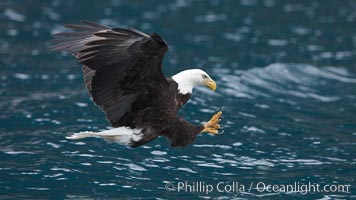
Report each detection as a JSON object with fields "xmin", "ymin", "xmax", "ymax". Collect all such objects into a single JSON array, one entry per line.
[{"xmin": 220, "ymin": 63, "xmax": 356, "ymax": 102}]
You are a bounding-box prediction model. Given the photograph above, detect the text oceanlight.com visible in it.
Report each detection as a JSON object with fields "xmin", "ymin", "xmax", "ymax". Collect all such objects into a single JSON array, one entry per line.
[{"xmin": 164, "ymin": 181, "xmax": 351, "ymax": 195}]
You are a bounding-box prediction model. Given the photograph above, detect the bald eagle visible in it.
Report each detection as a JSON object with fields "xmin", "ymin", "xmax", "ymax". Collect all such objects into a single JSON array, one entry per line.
[{"xmin": 51, "ymin": 21, "xmax": 222, "ymax": 147}]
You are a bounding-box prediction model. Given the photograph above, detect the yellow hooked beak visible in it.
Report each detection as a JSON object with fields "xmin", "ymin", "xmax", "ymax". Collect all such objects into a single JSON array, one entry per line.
[{"xmin": 203, "ymin": 79, "xmax": 217, "ymax": 91}]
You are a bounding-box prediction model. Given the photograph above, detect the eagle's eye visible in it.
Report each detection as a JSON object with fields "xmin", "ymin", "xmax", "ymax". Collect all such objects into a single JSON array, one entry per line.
[{"xmin": 202, "ymin": 74, "xmax": 208, "ymax": 79}]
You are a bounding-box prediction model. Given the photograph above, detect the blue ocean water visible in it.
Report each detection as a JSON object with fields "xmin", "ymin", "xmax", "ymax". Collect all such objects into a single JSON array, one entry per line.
[{"xmin": 1, "ymin": 0, "xmax": 355, "ymax": 199}]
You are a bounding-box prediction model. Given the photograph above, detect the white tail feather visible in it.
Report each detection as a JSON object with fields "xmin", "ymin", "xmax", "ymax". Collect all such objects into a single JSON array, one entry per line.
[
  {"xmin": 66, "ymin": 127, "xmax": 143, "ymax": 145},
  {"xmin": 65, "ymin": 131, "xmax": 97, "ymax": 140}
]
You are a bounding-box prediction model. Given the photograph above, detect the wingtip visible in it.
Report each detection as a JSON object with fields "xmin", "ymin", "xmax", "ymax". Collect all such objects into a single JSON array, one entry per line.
[
  {"xmin": 151, "ymin": 32, "xmax": 168, "ymax": 48},
  {"xmin": 81, "ymin": 20, "xmax": 93, "ymax": 25},
  {"xmin": 52, "ymin": 32, "xmax": 63, "ymax": 37},
  {"xmin": 81, "ymin": 20, "xmax": 110, "ymax": 29}
]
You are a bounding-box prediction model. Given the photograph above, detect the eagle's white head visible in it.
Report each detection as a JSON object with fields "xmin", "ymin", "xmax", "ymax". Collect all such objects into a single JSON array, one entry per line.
[{"xmin": 172, "ymin": 69, "xmax": 216, "ymax": 94}]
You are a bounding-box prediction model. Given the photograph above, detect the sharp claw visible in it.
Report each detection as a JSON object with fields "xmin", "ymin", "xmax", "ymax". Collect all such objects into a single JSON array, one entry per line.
[{"xmin": 217, "ymin": 107, "xmax": 225, "ymax": 112}]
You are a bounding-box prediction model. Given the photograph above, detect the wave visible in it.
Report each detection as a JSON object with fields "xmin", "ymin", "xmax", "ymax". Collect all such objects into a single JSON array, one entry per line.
[{"xmin": 219, "ymin": 63, "xmax": 356, "ymax": 102}]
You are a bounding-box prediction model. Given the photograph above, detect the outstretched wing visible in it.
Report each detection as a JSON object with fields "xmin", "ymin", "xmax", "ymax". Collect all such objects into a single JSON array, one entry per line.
[{"xmin": 51, "ymin": 21, "xmax": 169, "ymax": 126}]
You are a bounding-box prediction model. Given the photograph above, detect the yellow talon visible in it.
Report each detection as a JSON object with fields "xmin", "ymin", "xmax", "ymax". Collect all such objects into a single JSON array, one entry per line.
[{"xmin": 201, "ymin": 111, "xmax": 223, "ymax": 135}]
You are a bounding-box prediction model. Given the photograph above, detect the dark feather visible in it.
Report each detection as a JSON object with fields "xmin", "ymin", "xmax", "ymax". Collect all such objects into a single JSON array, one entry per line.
[
  {"xmin": 94, "ymin": 32, "xmax": 130, "ymax": 39},
  {"xmin": 81, "ymin": 20, "xmax": 110, "ymax": 29},
  {"xmin": 51, "ymin": 21, "xmax": 168, "ymax": 122},
  {"xmin": 53, "ymin": 32, "xmax": 89, "ymax": 37},
  {"xmin": 64, "ymin": 24, "xmax": 100, "ymax": 32},
  {"xmin": 86, "ymin": 39, "xmax": 124, "ymax": 46}
]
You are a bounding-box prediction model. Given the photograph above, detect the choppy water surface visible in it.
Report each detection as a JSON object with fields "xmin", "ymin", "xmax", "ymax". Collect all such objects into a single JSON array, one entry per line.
[{"xmin": 1, "ymin": 0, "xmax": 355, "ymax": 199}]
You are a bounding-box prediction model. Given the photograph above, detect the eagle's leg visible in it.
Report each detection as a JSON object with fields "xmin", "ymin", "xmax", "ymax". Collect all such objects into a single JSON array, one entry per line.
[{"xmin": 201, "ymin": 111, "xmax": 222, "ymax": 134}]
